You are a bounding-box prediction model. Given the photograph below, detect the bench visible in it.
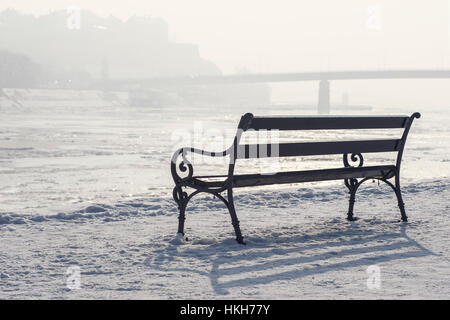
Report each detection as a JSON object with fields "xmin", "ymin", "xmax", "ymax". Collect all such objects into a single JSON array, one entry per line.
[{"xmin": 171, "ymin": 112, "xmax": 421, "ymax": 244}]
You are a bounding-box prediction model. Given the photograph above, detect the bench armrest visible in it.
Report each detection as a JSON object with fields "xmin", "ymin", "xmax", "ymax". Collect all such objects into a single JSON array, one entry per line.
[
  {"xmin": 343, "ymin": 153, "xmax": 364, "ymax": 168},
  {"xmin": 171, "ymin": 147, "xmax": 230, "ymax": 182}
]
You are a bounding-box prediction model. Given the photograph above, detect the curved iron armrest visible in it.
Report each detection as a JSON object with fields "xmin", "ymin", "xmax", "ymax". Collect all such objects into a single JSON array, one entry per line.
[
  {"xmin": 343, "ymin": 153, "xmax": 364, "ymax": 168},
  {"xmin": 171, "ymin": 147, "xmax": 231, "ymax": 183},
  {"xmin": 342, "ymin": 112, "xmax": 421, "ymax": 170}
]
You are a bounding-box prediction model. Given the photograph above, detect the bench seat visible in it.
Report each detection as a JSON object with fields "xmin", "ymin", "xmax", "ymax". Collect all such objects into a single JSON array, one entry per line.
[{"xmin": 192, "ymin": 165, "xmax": 396, "ymax": 188}]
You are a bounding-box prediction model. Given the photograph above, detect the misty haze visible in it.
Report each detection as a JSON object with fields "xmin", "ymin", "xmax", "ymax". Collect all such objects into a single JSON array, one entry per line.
[{"xmin": 0, "ymin": 1, "xmax": 449, "ymax": 301}]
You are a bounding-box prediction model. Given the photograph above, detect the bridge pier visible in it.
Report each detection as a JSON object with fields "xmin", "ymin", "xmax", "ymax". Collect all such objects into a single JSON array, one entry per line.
[{"xmin": 318, "ymin": 79, "xmax": 330, "ymax": 114}]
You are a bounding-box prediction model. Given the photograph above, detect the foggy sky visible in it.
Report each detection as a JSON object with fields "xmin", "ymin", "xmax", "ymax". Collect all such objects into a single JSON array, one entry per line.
[
  {"xmin": 2, "ymin": 0, "xmax": 450, "ymax": 73},
  {"xmin": 2, "ymin": 0, "xmax": 450, "ymax": 107}
]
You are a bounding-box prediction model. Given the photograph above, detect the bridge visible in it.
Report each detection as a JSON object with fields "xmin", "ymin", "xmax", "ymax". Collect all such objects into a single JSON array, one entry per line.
[{"xmin": 105, "ymin": 69, "xmax": 450, "ymax": 113}]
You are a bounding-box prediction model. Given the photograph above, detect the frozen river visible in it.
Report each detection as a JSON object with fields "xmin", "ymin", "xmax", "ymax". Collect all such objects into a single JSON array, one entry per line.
[{"xmin": 1, "ymin": 89, "xmax": 448, "ymax": 217}]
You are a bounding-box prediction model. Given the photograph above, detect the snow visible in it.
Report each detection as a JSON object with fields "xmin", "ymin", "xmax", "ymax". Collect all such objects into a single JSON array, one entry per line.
[{"xmin": 1, "ymin": 89, "xmax": 449, "ymax": 299}]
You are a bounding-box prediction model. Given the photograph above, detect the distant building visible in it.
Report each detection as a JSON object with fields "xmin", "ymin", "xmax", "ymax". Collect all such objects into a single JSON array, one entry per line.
[{"xmin": 0, "ymin": 9, "xmax": 221, "ymax": 85}]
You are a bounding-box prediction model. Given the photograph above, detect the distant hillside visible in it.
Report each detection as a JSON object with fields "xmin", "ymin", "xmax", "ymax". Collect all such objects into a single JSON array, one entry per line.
[
  {"xmin": 0, "ymin": 9, "xmax": 221, "ymax": 87},
  {"xmin": 0, "ymin": 50, "xmax": 41, "ymax": 88}
]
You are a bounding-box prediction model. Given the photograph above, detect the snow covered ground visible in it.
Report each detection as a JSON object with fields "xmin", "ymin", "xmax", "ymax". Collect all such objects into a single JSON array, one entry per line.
[{"xmin": 0, "ymin": 89, "xmax": 449, "ymax": 299}]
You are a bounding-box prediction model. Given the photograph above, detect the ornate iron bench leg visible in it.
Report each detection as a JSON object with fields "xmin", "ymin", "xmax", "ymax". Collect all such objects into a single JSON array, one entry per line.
[
  {"xmin": 347, "ymin": 191, "xmax": 356, "ymax": 221},
  {"xmin": 382, "ymin": 175, "xmax": 408, "ymax": 222},
  {"xmin": 177, "ymin": 201, "xmax": 187, "ymax": 234},
  {"xmin": 173, "ymin": 185, "xmax": 188, "ymax": 235},
  {"xmin": 227, "ymin": 187, "xmax": 245, "ymax": 244},
  {"xmin": 394, "ymin": 177, "xmax": 408, "ymax": 222},
  {"xmin": 397, "ymin": 198, "xmax": 407, "ymax": 222},
  {"xmin": 345, "ymin": 178, "xmax": 358, "ymax": 221}
]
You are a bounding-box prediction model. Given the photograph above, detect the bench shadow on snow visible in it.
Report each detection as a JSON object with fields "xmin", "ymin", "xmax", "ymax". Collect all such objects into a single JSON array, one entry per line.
[{"xmin": 147, "ymin": 222, "xmax": 436, "ymax": 295}]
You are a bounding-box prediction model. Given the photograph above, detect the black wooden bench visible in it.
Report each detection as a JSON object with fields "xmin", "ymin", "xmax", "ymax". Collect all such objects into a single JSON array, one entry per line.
[{"xmin": 171, "ymin": 112, "xmax": 421, "ymax": 244}]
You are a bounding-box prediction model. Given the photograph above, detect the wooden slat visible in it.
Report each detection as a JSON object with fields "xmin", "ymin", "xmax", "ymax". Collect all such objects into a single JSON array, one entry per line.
[
  {"xmin": 191, "ymin": 165, "xmax": 396, "ymax": 188},
  {"xmin": 249, "ymin": 116, "xmax": 408, "ymax": 130},
  {"xmin": 232, "ymin": 165, "xmax": 396, "ymax": 188},
  {"xmin": 237, "ymin": 139, "xmax": 400, "ymax": 159}
]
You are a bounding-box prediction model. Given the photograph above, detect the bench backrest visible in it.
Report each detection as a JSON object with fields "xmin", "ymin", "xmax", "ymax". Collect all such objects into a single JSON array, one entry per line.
[{"xmin": 232, "ymin": 112, "xmax": 421, "ymax": 161}]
